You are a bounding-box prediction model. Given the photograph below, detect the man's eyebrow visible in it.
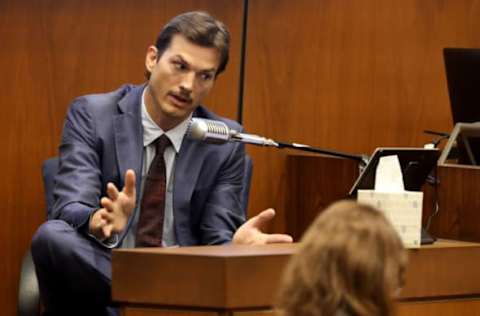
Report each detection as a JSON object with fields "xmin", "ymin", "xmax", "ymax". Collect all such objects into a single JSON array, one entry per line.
[
  {"xmin": 172, "ymin": 55, "xmax": 189, "ymax": 65},
  {"xmin": 199, "ymin": 68, "xmax": 216, "ymax": 74},
  {"xmin": 172, "ymin": 55, "xmax": 216, "ymax": 73}
]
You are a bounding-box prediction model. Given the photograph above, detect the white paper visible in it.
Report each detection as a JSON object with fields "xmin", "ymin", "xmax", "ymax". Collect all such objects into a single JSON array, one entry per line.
[{"xmin": 374, "ymin": 155, "xmax": 405, "ymax": 192}]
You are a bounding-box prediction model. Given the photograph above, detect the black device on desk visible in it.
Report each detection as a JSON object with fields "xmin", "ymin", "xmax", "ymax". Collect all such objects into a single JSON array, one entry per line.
[
  {"xmin": 349, "ymin": 147, "xmax": 440, "ymax": 197},
  {"xmin": 348, "ymin": 147, "xmax": 440, "ymax": 245}
]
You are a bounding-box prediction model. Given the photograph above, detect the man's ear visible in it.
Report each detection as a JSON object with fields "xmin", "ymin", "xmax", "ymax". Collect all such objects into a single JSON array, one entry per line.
[{"xmin": 145, "ymin": 46, "xmax": 159, "ymax": 72}]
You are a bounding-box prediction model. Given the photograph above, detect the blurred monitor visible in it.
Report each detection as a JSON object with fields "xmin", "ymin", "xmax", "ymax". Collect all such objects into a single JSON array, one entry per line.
[{"xmin": 443, "ymin": 48, "xmax": 480, "ymax": 165}]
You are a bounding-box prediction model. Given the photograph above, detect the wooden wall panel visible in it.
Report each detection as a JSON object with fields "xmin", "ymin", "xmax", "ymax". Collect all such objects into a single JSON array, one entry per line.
[
  {"xmin": 0, "ymin": 1, "xmax": 243, "ymax": 314},
  {"xmin": 243, "ymin": 0, "xmax": 480, "ymax": 235}
]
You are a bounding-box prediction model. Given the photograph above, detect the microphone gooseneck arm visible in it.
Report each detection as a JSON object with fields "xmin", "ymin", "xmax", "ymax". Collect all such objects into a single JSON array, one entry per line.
[
  {"xmin": 275, "ymin": 141, "xmax": 365, "ymax": 163},
  {"xmin": 229, "ymin": 130, "xmax": 365, "ymax": 163},
  {"xmin": 229, "ymin": 130, "xmax": 278, "ymax": 147},
  {"xmin": 187, "ymin": 118, "xmax": 366, "ymax": 164}
]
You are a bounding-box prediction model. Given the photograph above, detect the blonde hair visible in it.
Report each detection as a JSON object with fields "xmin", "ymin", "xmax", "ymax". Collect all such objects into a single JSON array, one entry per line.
[{"xmin": 276, "ymin": 201, "xmax": 407, "ymax": 316}]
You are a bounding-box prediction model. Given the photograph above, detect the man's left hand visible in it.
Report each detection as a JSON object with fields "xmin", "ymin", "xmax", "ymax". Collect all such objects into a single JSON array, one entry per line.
[{"xmin": 233, "ymin": 208, "xmax": 293, "ymax": 245}]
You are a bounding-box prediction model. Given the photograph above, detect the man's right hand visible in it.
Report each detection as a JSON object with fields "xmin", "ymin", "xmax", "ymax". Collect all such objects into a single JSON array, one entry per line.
[{"xmin": 89, "ymin": 169, "xmax": 136, "ymax": 241}]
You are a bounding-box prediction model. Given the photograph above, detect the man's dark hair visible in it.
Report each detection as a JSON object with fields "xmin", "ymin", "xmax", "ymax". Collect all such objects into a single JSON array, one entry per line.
[{"xmin": 146, "ymin": 11, "xmax": 230, "ymax": 79}]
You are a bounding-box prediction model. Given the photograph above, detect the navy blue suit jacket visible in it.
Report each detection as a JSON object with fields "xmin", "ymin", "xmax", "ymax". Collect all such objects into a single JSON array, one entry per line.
[{"xmin": 51, "ymin": 84, "xmax": 246, "ymax": 246}]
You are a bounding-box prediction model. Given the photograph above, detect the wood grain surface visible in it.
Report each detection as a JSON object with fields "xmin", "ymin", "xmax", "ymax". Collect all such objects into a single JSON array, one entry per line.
[{"xmin": 243, "ymin": 0, "xmax": 480, "ymax": 234}]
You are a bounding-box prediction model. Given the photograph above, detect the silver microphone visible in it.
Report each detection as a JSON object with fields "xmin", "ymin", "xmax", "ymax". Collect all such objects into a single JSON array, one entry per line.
[{"xmin": 187, "ymin": 118, "xmax": 278, "ymax": 147}]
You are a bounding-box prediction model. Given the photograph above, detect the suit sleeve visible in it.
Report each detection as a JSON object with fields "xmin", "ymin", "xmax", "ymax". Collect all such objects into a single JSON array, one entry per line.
[
  {"xmin": 50, "ymin": 97, "xmax": 103, "ymax": 229},
  {"xmin": 199, "ymin": 141, "xmax": 247, "ymax": 245}
]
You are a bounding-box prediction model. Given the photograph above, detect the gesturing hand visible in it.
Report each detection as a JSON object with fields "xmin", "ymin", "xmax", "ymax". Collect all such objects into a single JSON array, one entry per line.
[
  {"xmin": 233, "ymin": 208, "xmax": 293, "ymax": 245},
  {"xmin": 89, "ymin": 170, "xmax": 136, "ymax": 241}
]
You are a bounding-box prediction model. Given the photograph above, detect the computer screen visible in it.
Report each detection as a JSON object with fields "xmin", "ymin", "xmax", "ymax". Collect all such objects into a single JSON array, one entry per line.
[
  {"xmin": 349, "ymin": 148, "xmax": 440, "ymax": 197},
  {"xmin": 443, "ymin": 48, "xmax": 480, "ymax": 165}
]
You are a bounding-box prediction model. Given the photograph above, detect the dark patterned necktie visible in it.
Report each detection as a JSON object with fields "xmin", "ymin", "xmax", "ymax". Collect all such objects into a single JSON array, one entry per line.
[{"xmin": 135, "ymin": 134, "xmax": 171, "ymax": 247}]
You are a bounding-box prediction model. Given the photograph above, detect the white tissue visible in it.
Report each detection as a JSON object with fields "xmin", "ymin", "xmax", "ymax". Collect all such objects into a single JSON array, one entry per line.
[{"xmin": 374, "ymin": 155, "xmax": 404, "ymax": 192}]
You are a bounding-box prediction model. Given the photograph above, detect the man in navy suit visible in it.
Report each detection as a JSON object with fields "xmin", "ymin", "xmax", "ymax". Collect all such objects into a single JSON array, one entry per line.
[{"xmin": 31, "ymin": 11, "xmax": 291, "ymax": 316}]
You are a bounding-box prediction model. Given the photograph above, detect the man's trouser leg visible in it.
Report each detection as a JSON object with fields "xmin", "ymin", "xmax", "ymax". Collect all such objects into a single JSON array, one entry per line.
[{"xmin": 31, "ymin": 220, "xmax": 116, "ymax": 316}]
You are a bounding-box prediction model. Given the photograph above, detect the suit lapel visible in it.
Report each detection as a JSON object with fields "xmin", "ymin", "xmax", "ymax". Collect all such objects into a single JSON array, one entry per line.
[
  {"xmin": 173, "ymin": 107, "xmax": 207, "ymax": 207},
  {"xmin": 113, "ymin": 85, "xmax": 144, "ymax": 197},
  {"xmin": 174, "ymin": 138, "xmax": 202, "ymax": 200}
]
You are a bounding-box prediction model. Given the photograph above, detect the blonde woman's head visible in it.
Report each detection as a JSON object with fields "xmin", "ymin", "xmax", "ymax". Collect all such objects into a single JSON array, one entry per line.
[{"xmin": 276, "ymin": 201, "xmax": 407, "ymax": 316}]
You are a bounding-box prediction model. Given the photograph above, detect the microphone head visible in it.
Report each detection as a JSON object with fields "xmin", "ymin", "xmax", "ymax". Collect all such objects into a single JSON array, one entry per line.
[{"xmin": 187, "ymin": 118, "xmax": 231, "ymax": 144}]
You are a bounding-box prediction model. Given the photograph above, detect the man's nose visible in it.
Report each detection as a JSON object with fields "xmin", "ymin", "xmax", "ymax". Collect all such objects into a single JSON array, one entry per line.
[{"xmin": 180, "ymin": 72, "xmax": 195, "ymax": 92}]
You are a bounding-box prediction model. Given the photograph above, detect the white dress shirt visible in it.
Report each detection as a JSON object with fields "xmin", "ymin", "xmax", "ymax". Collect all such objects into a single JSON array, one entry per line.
[{"xmin": 120, "ymin": 88, "xmax": 190, "ymax": 248}]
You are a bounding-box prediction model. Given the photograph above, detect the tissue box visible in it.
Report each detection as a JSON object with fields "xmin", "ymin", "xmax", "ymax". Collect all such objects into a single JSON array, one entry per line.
[{"xmin": 357, "ymin": 190, "xmax": 423, "ymax": 248}]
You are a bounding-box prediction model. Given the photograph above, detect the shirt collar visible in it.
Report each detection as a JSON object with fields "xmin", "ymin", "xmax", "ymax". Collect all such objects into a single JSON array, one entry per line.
[{"xmin": 141, "ymin": 88, "xmax": 190, "ymax": 153}]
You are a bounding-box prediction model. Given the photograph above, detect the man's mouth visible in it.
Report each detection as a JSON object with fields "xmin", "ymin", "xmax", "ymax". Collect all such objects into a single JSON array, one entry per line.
[{"xmin": 168, "ymin": 92, "xmax": 192, "ymax": 106}]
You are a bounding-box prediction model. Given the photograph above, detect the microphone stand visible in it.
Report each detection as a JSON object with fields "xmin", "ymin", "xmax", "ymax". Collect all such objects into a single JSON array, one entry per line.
[
  {"xmin": 275, "ymin": 141, "xmax": 366, "ymax": 164},
  {"xmin": 228, "ymin": 131, "xmax": 366, "ymax": 164}
]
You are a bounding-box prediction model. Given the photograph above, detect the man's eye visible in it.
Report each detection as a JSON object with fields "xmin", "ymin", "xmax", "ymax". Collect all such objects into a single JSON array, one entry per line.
[
  {"xmin": 200, "ymin": 73, "xmax": 213, "ymax": 81},
  {"xmin": 173, "ymin": 62, "xmax": 187, "ymax": 70}
]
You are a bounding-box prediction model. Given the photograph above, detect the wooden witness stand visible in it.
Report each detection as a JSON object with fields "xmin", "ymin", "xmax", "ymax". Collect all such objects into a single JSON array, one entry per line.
[
  {"xmin": 112, "ymin": 241, "xmax": 480, "ymax": 316},
  {"xmin": 112, "ymin": 154, "xmax": 480, "ymax": 316},
  {"xmin": 429, "ymin": 164, "xmax": 480, "ymax": 241}
]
